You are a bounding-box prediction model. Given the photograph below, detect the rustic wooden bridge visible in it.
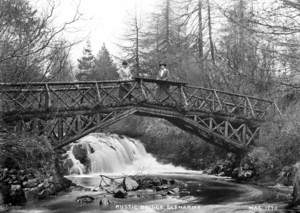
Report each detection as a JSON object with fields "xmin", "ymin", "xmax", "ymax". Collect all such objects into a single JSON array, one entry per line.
[{"xmin": 0, "ymin": 77, "xmax": 280, "ymax": 152}]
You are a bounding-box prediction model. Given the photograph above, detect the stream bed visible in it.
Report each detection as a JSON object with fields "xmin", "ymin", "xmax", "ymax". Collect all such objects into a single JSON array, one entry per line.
[{"xmin": 7, "ymin": 172, "xmax": 297, "ymax": 213}]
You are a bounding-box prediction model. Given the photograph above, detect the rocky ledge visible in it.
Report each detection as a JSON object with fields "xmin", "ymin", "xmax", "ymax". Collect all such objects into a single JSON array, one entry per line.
[{"xmin": 0, "ymin": 167, "xmax": 72, "ymax": 207}]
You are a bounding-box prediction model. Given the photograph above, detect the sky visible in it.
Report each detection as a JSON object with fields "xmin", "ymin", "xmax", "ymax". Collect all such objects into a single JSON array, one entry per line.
[{"xmin": 30, "ymin": 0, "xmax": 158, "ymax": 64}]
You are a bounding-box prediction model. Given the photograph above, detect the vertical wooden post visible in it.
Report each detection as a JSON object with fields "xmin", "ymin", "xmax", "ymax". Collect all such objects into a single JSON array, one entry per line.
[
  {"xmin": 244, "ymin": 97, "xmax": 248, "ymax": 116},
  {"xmin": 95, "ymin": 82, "xmax": 102, "ymax": 103},
  {"xmin": 139, "ymin": 79, "xmax": 147, "ymax": 101},
  {"xmin": 209, "ymin": 118, "xmax": 213, "ymax": 130},
  {"xmin": 57, "ymin": 118, "xmax": 63, "ymax": 141},
  {"xmin": 180, "ymin": 85, "xmax": 188, "ymax": 110},
  {"xmin": 242, "ymin": 124, "xmax": 247, "ymax": 145},
  {"xmin": 15, "ymin": 120, "xmax": 23, "ymax": 133},
  {"xmin": 246, "ymin": 97, "xmax": 255, "ymax": 118},
  {"xmin": 45, "ymin": 84, "xmax": 51, "ymax": 110},
  {"xmin": 225, "ymin": 121, "xmax": 228, "ymax": 137}
]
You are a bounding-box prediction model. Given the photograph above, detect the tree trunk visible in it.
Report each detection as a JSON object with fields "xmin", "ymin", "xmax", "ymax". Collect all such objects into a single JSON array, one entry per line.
[
  {"xmin": 134, "ymin": 10, "xmax": 140, "ymax": 73},
  {"xmin": 207, "ymin": 0, "xmax": 215, "ymax": 64},
  {"xmin": 198, "ymin": 0, "xmax": 204, "ymax": 70},
  {"xmin": 165, "ymin": 0, "xmax": 171, "ymax": 51}
]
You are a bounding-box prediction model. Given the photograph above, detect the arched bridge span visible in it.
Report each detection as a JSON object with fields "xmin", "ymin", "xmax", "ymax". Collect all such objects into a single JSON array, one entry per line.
[{"xmin": 0, "ymin": 78, "xmax": 280, "ymax": 153}]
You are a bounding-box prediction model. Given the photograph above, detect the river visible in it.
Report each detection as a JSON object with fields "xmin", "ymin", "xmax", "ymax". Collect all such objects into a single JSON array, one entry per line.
[{"xmin": 8, "ymin": 133, "xmax": 297, "ymax": 213}]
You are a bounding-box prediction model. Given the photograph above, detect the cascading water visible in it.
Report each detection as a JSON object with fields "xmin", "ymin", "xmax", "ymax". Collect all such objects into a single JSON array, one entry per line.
[{"xmin": 64, "ymin": 133, "xmax": 186, "ymax": 175}]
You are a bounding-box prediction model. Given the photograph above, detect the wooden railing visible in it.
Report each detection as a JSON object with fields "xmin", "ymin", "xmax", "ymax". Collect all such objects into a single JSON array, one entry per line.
[{"xmin": 0, "ymin": 77, "xmax": 279, "ymax": 121}]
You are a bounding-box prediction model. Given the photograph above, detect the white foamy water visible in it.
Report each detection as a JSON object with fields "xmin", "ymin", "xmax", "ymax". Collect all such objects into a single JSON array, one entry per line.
[{"xmin": 65, "ymin": 133, "xmax": 188, "ymax": 175}]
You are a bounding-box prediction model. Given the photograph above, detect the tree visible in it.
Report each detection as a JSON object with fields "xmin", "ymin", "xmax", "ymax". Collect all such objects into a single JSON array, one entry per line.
[
  {"xmin": 77, "ymin": 41, "xmax": 95, "ymax": 79},
  {"xmin": 140, "ymin": 0, "xmax": 192, "ymax": 80},
  {"xmin": 216, "ymin": 0, "xmax": 275, "ymax": 94},
  {"xmin": 119, "ymin": 4, "xmax": 144, "ymax": 75},
  {"xmin": 0, "ymin": 0, "xmax": 80, "ymax": 83},
  {"xmin": 92, "ymin": 44, "xmax": 118, "ymax": 80},
  {"xmin": 46, "ymin": 41, "xmax": 74, "ymax": 82}
]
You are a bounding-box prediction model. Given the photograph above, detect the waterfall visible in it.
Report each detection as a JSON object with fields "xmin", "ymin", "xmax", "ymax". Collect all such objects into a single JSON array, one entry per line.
[{"xmin": 64, "ymin": 133, "xmax": 186, "ymax": 175}]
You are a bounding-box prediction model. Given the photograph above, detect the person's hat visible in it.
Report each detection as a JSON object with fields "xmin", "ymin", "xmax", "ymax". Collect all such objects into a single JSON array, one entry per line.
[{"xmin": 159, "ymin": 62, "xmax": 167, "ymax": 67}]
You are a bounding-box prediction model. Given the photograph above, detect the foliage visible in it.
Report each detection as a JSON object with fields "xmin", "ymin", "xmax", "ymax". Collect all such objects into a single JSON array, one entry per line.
[
  {"xmin": 259, "ymin": 94, "xmax": 300, "ymax": 176},
  {"xmin": 77, "ymin": 41, "xmax": 95, "ymax": 77},
  {"xmin": 141, "ymin": 132, "xmax": 226, "ymax": 170},
  {"xmin": 0, "ymin": 133, "xmax": 54, "ymax": 170},
  {"xmin": 93, "ymin": 44, "xmax": 118, "ymax": 80},
  {"xmin": 0, "ymin": 0, "xmax": 77, "ymax": 83},
  {"xmin": 76, "ymin": 42, "xmax": 118, "ymax": 81}
]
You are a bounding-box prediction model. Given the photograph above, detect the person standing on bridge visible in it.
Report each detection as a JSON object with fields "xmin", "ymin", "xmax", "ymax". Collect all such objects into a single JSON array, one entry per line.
[
  {"xmin": 157, "ymin": 62, "xmax": 170, "ymax": 81},
  {"xmin": 156, "ymin": 62, "xmax": 170, "ymax": 101},
  {"xmin": 117, "ymin": 61, "xmax": 133, "ymax": 100},
  {"xmin": 117, "ymin": 61, "xmax": 133, "ymax": 81}
]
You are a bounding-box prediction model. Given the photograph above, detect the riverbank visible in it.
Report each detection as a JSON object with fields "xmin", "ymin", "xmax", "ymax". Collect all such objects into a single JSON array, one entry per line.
[{"xmin": 0, "ymin": 133, "xmax": 72, "ymax": 210}]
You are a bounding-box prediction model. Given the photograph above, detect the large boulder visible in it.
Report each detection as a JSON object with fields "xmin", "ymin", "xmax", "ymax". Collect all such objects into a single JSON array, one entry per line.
[
  {"xmin": 0, "ymin": 186, "xmax": 4, "ymax": 205},
  {"xmin": 123, "ymin": 177, "xmax": 139, "ymax": 191},
  {"xmin": 0, "ymin": 182, "xmax": 10, "ymax": 204},
  {"xmin": 276, "ymin": 166, "xmax": 294, "ymax": 186},
  {"xmin": 76, "ymin": 195, "xmax": 94, "ymax": 204},
  {"xmin": 72, "ymin": 144, "xmax": 90, "ymax": 168},
  {"xmin": 113, "ymin": 187, "xmax": 127, "ymax": 198},
  {"xmin": 99, "ymin": 196, "xmax": 113, "ymax": 206},
  {"xmin": 10, "ymin": 184, "xmax": 26, "ymax": 205}
]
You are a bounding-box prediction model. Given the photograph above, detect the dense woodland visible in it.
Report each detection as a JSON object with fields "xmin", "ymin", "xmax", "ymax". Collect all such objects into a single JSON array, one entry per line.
[{"xmin": 0, "ymin": 0, "xmax": 300, "ymax": 181}]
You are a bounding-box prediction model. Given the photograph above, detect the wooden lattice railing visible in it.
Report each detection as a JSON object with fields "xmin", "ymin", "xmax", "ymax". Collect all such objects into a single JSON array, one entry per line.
[{"xmin": 0, "ymin": 77, "xmax": 280, "ymax": 152}]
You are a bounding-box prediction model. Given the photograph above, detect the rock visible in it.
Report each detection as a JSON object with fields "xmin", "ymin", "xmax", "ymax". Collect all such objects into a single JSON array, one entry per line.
[
  {"xmin": 156, "ymin": 185, "xmax": 168, "ymax": 191},
  {"xmin": 169, "ymin": 179, "xmax": 176, "ymax": 185},
  {"xmin": 0, "ymin": 189, "xmax": 4, "ymax": 205},
  {"xmin": 160, "ymin": 191, "xmax": 167, "ymax": 196},
  {"xmin": 48, "ymin": 183, "xmax": 56, "ymax": 195},
  {"xmin": 18, "ymin": 170, "xmax": 25, "ymax": 176},
  {"xmin": 113, "ymin": 188, "xmax": 128, "ymax": 198},
  {"xmin": 205, "ymin": 168, "xmax": 213, "ymax": 175},
  {"xmin": 76, "ymin": 195, "xmax": 94, "ymax": 204},
  {"xmin": 161, "ymin": 179, "xmax": 168, "ymax": 185},
  {"xmin": 43, "ymin": 179, "xmax": 50, "ymax": 189},
  {"xmin": 37, "ymin": 183, "xmax": 45, "ymax": 191},
  {"xmin": 24, "ymin": 187, "xmax": 39, "ymax": 201},
  {"xmin": 154, "ymin": 194, "xmax": 163, "ymax": 199},
  {"xmin": 123, "ymin": 177, "xmax": 139, "ymax": 191},
  {"xmin": 180, "ymin": 190, "xmax": 191, "ymax": 196},
  {"xmin": 10, "ymin": 184, "xmax": 26, "ymax": 205},
  {"xmin": 218, "ymin": 172, "xmax": 226, "ymax": 176},
  {"xmin": 38, "ymin": 189, "xmax": 50, "ymax": 199},
  {"xmin": 151, "ymin": 178, "xmax": 162, "ymax": 186},
  {"xmin": 167, "ymin": 187, "xmax": 179, "ymax": 195},
  {"xmin": 72, "ymin": 144, "xmax": 90, "ymax": 169},
  {"xmin": 92, "ymin": 187, "xmax": 100, "ymax": 192},
  {"xmin": 99, "ymin": 196, "xmax": 112, "ymax": 206},
  {"xmin": 144, "ymin": 189, "xmax": 154, "ymax": 194},
  {"xmin": 24, "ymin": 178, "xmax": 39, "ymax": 188},
  {"xmin": 277, "ymin": 166, "xmax": 294, "ymax": 186},
  {"xmin": 9, "ymin": 169, "xmax": 17, "ymax": 175},
  {"xmin": 0, "ymin": 182, "xmax": 11, "ymax": 204},
  {"xmin": 63, "ymin": 159, "xmax": 74, "ymax": 172},
  {"xmin": 232, "ymin": 168, "xmax": 239, "ymax": 178}
]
